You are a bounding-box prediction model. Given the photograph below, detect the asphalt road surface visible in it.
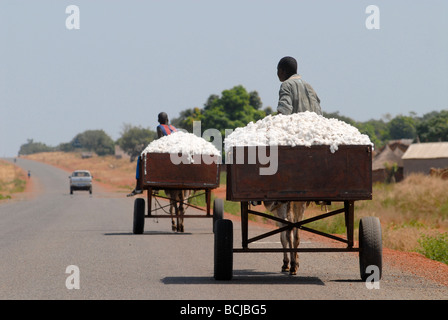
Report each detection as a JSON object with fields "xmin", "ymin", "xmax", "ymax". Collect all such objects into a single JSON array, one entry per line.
[{"xmin": 1, "ymin": 158, "xmax": 447, "ymax": 301}]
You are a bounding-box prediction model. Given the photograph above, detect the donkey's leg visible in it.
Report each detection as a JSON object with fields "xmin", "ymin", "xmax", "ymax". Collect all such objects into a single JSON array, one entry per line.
[
  {"xmin": 290, "ymin": 202, "xmax": 307, "ymax": 275},
  {"xmin": 178, "ymin": 197, "xmax": 185, "ymax": 233},
  {"xmin": 170, "ymin": 199, "xmax": 177, "ymax": 232},
  {"xmin": 280, "ymin": 228, "xmax": 290, "ymax": 272},
  {"xmin": 290, "ymin": 227, "xmax": 299, "ymax": 275}
]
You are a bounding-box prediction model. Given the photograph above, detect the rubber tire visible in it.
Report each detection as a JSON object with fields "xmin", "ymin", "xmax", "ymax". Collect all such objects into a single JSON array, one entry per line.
[
  {"xmin": 70, "ymin": 187, "xmax": 73, "ymax": 195},
  {"xmin": 89, "ymin": 186, "xmax": 92, "ymax": 194},
  {"xmin": 213, "ymin": 198, "xmax": 224, "ymax": 233},
  {"xmin": 133, "ymin": 198, "xmax": 145, "ymax": 234},
  {"xmin": 214, "ymin": 219, "xmax": 233, "ymax": 280},
  {"xmin": 359, "ymin": 216, "xmax": 382, "ymax": 281}
]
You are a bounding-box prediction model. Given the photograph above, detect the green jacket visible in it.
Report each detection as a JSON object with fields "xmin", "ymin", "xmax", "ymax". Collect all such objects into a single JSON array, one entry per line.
[{"xmin": 277, "ymin": 74, "xmax": 322, "ymax": 115}]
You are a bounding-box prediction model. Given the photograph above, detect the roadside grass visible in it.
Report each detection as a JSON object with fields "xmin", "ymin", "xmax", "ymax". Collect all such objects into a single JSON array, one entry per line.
[
  {"xmin": 298, "ymin": 174, "xmax": 448, "ymax": 264},
  {"xmin": 0, "ymin": 159, "xmax": 27, "ymax": 200},
  {"xmin": 24, "ymin": 152, "xmax": 448, "ymax": 264},
  {"xmin": 305, "ymin": 206, "xmax": 348, "ymax": 235},
  {"xmin": 417, "ymin": 232, "xmax": 448, "ymax": 265}
]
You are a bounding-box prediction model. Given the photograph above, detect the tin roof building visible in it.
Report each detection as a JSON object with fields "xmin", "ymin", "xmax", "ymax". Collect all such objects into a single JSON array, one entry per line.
[{"xmin": 401, "ymin": 142, "xmax": 448, "ymax": 176}]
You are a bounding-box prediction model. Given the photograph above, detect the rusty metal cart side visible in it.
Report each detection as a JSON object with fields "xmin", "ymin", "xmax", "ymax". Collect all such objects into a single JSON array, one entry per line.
[
  {"xmin": 132, "ymin": 152, "xmax": 221, "ymax": 234},
  {"xmin": 213, "ymin": 145, "xmax": 382, "ymax": 281}
]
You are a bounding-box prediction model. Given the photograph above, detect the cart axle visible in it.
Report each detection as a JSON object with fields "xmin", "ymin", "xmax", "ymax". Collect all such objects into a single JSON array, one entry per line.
[
  {"xmin": 145, "ymin": 214, "xmax": 212, "ymax": 218},
  {"xmin": 233, "ymin": 247, "xmax": 360, "ymax": 253}
]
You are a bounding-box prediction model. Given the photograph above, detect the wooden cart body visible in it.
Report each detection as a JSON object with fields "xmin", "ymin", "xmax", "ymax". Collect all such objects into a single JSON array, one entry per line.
[
  {"xmin": 226, "ymin": 145, "xmax": 372, "ymax": 202},
  {"xmin": 132, "ymin": 153, "xmax": 221, "ymax": 234},
  {"xmin": 214, "ymin": 145, "xmax": 381, "ymax": 281},
  {"xmin": 143, "ymin": 153, "xmax": 220, "ymax": 190}
]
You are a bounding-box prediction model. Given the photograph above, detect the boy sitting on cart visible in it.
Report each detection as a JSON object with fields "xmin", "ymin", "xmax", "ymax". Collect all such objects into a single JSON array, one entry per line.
[{"xmin": 127, "ymin": 112, "xmax": 177, "ymax": 197}]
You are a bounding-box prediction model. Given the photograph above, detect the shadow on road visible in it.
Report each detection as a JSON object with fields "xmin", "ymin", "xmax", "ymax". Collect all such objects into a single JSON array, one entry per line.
[
  {"xmin": 104, "ymin": 231, "xmax": 195, "ymax": 236},
  {"xmin": 162, "ymin": 269, "xmax": 325, "ymax": 285},
  {"xmin": 330, "ymin": 279, "xmax": 364, "ymax": 283}
]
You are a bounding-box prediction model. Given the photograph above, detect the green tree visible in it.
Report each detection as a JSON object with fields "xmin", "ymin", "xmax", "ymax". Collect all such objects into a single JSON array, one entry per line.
[
  {"xmin": 356, "ymin": 122, "xmax": 382, "ymax": 149},
  {"xmin": 417, "ymin": 110, "xmax": 448, "ymax": 142},
  {"xmin": 387, "ymin": 115, "xmax": 418, "ymax": 140},
  {"xmin": 18, "ymin": 139, "xmax": 54, "ymax": 155},
  {"xmin": 117, "ymin": 124, "xmax": 157, "ymax": 162},
  {"xmin": 323, "ymin": 111, "xmax": 356, "ymax": 126},
  {"xmin": 202, "ymin": 85, "xmax": 266, "ymax": 136},
  {"xmin": 263, "ymin": 106, "xmax": 274, "ymax": 115},
  {"xmin": 323, "ymin": 112, "xmax": 391, "ymax": 148},
  {"xmin": 171, "ymin": 107, "xmax": 204, "ymax": 133},
  {"xmin": 249, "ymin": 90, "xmax": 262, "ymax": 110},
  {"xmin": 363, "ymin": 118, "xmax": 389, "ymax": 145},
  {"xmin": 64, "ymin": 130, "xmax": 115, "ymax": 156},
  {"xmin": 172, "ymin": 85, "xmax": 266, "ymax": 136}
]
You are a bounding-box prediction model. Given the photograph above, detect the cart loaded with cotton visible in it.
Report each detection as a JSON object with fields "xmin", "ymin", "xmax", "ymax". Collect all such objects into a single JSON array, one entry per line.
[
  {"xmin": 213, "ymin": 112, "xmax": 382, "ymax": 281},
  {"xmin": 132, "ymin": 131, "xmax": 222, "ymax": 234}
]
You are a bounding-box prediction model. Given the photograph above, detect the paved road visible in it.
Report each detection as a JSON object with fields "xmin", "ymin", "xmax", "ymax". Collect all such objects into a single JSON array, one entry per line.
[{"xmin": 1, "ymin": 158, "xmax": 447, "ymax": 301}]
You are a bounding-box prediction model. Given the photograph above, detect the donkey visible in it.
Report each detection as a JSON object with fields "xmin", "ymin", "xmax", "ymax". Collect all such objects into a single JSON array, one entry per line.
[
  {"xmin": 165, "ymin": 189, "xmax": 192, "ymax": 232},
  {"xmin": 264, "ymin": 201, "xmax": 308, "ymax": 275}
]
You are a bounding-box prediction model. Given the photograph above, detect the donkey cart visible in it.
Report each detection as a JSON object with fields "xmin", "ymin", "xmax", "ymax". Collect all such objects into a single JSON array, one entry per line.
[
  {"xmin": 132, "ymin": 152, "xmax": 221, "ymax": 234},
  {"xmin": 213, "ymin": 145, "xmax": 382, "ymax": 281}
]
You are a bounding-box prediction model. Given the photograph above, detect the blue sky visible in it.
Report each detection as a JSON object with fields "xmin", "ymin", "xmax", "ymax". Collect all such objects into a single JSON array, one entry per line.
[{"xmin": 1, "ymin": 0, "xmax": 447, "ymax": 156}]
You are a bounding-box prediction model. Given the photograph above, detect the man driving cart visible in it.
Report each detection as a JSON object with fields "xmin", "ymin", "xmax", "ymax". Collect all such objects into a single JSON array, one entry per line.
[{"xmin": 127, "ymin": 112, "xmax": 177, "ymax": 197}]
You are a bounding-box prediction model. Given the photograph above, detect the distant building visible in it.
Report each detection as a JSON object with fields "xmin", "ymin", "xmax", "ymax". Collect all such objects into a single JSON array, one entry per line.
[
  {"xmin": 372, "ymin": 139, "xmax": 413, "ymax": 183},
  {"xmin": 114, "ymin": 145, "xmax": 130, "ymax": 160},
  {"xmin": 401, "ymin": 142, "xmax": 448, "ymax": 176}
]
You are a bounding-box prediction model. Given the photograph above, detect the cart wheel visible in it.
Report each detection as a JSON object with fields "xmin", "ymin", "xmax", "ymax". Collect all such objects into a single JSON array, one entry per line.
[
  {"xmin": 359, "ymin": 216, "xmax": 382, "ymax": 281},
  {"xmin": 214, "ymin": 219, "xmax": 233, "ymax": 280},
  {"xmin": 213, "ymin": 198, "xmax": 224, "ymax": 233},
  {"xmin": 133, "ymin": 198, "xmax": 145, "ymax": 234}
]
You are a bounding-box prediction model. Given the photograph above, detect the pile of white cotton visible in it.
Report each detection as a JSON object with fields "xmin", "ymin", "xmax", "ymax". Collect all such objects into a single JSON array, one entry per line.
[
  {"xmin": 141, "ymin": 131, "xmax": 221, "ymax": 163},
  {"xmin": 224, "ymin": 111, "xmax": 373, "ymax": 153}
]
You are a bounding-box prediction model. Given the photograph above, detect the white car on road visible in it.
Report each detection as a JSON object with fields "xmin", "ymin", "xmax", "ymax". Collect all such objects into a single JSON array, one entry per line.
[{"xmin": 69, "ymin": 170, "xmax": 93, "ymax": 194}]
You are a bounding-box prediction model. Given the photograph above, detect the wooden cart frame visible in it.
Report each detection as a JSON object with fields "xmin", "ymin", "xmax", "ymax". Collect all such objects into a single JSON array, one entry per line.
[
  {"xmin": 132, "ymin": 153, "xmax": 221, "ymax": 234},
  {"xmin": 213, "ymin": 145, "xmax": 382, "ymax": 281}
]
